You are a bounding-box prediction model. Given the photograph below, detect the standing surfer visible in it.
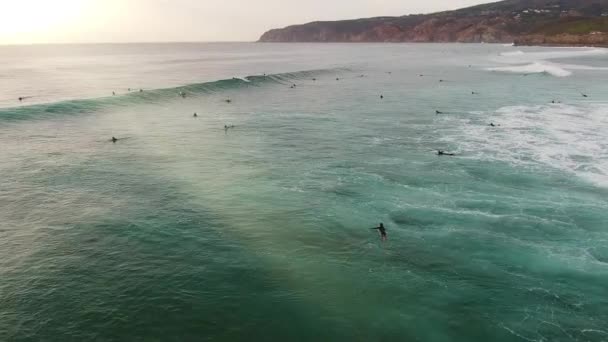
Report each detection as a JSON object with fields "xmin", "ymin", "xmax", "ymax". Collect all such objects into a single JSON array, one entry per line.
[{"xmin": 371, "ymin": 223, "xmax": 387, "ymax": 241}]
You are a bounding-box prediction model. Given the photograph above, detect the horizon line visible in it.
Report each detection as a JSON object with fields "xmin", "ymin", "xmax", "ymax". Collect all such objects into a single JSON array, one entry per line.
[{"xmin": 0, "ymin": 40, "xmax": 258, "ymax": 47}]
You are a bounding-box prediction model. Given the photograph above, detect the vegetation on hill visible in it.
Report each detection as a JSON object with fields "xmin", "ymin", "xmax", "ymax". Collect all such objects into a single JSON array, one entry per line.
[{"xmin": 259, "ymin": 0, "xmax": 608, "ymax": 46}]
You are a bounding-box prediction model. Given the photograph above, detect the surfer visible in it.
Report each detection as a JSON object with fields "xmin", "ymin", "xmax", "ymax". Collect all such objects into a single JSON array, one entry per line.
[
  {"xmin": 225, "ymin": 99, "xmax": 232, "ymax": 103},
  {"xmin": 489, "ymin": 123, "xmax": 496, "ymax": 127},
  {"xmin": 111, "ymin": 137, "xmax": 118, "ymax": 143},
  {"xmin": 581, "ymin": 92, "xmax": 588, "ymax": 98},
  {"xmin": 193, "ymin": 112, "xmax": 198, "ymax": 118},
  {"xmin": 437, "ymin": 150, "xmax": 455, "ymax": 156},
  {"xmin": 336, "ymin": 78, "xmax": 340, "ymax": 81},
  {"xmin": 472, "ymin": 91, "xmax": 478, "ymax": 95},
  {"xmin": 312, "ymin": 78, "xmax": 316, "ymax": 81},
  {"xmin": 371, "ymin": 223, "xmax": 387, "ymax": 242},
  {"xmin": 380, "ymin": 95, "xmax": 384, "ymax": 99},
  {"xmin": 435, "ymin": 110, "xmax": 444, "ymax": 115},
  {"xmin": 112, "ymin": 91, "xmax": 115, "ymax": 96},
  {"xmin": 18, "ymin": 97, "xmax": 23, "ymax": 102}
]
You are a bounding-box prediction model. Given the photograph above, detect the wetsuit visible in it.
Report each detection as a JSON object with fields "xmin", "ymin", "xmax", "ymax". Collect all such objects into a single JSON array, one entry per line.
[{"xmin": 371, "ymin": 224, "xmax": 387, "ymax": 241}]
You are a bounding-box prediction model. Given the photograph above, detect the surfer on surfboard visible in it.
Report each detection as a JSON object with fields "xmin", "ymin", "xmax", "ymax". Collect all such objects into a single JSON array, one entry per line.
[{"xmin": 371, "ymin": 223, "xmax": 387, "ymax": 241}]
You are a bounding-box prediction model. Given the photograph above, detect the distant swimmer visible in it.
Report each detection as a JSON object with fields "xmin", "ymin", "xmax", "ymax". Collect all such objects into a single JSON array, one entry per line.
[
  {"xmin": 336, "ymin": 78, "xmax": 340, "ymax": 81},
  {"xmin": 380, "ymin": 95, "xmax": 384, "ymax": 99},
  {"xmin": 581, "ymin": 92, "xmax": 588, "ymax": 98},
  {"xmin": 112, "ymin": 91, "xmax": 116, "ymax": 96},
  {"xmin": 18, "ymin": 97, "xmax": 23, "ymax": 102},
  {"xmin": 472, "ymin": 91, "xmax": 478, "ymax": 95},
  {"xmin": 439, "ymin": 79, "xmax": 444, "ymax": 82},
  {"xmin": 225, "ymin": 99, "xmax": 232, "ymax": 103},
  {"xmin": 128, "ymin": 88, "xmax": 131, "ymax": 92},
  {"xmin": 419, "ymin": 74, "xmax": 424, "ymax": 77},
  {"xmin": 437, "ymin": 150, "xmax": 455, "ymax": 156},
  {"xmin": 193, "ymin": 112, "xmax": 198, "ymax": 118},
  {"xmin": 435, "ymin": 110, "xmax": 444, "ymax": 115},
  {"xmin": 312, "ymin": 78, "xmax": 317, "ymax": 81},
  {"xmin": 293, "ymin": 84, "xmax": 297, "ymax": 88},
  {"xmin": 489, "ymin": 122, "xmax": 501, "ymax": 127},
  {"xmin": 139, "ymin": 89, "xmax": 143, "ymax": 92},
  {"xmin": 111, "ymin": 137, "xmax": 118, "ymax": 143},
  {"xmin": 371, "ymin": 223, "xmax": 387, "ymax": 242}
]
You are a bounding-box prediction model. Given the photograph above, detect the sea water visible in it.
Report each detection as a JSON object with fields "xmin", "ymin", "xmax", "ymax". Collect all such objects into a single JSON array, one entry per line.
[{"xmin": 1, "ymin": 43, "xmax": 607, "ymax": 341}]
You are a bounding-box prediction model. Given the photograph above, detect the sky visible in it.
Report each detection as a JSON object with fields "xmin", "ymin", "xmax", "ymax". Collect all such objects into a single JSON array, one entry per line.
[{"xmin": 0, "ymin": 0, "xmax": 494, "ymax": 44}]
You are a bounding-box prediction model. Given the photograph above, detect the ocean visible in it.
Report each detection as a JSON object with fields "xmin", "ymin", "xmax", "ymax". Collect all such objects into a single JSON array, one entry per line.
[{"xmin": 1, "ymin": 43, "xmax": 607, "ymax": 341}]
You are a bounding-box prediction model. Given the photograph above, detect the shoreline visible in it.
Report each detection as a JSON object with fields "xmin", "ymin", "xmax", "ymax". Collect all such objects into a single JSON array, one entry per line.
[{"xmin": 258, "ymin": 41, "xmax": 608, "ymax": 49}]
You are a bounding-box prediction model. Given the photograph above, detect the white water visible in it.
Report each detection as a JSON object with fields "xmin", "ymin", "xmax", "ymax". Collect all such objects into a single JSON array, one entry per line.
[
  {"xmin": 488, "ymin": 47, "xmax": 608, "ymax": 77},
  {"xmin": 438, "ymin": 103, "xmax": 608, "ymax": 188}
]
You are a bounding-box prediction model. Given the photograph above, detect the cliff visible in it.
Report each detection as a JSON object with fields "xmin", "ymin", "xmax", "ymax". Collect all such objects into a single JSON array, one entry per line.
[{"xmin": 259, "ymin": 0, "xmax": 608, "ymax": 46}]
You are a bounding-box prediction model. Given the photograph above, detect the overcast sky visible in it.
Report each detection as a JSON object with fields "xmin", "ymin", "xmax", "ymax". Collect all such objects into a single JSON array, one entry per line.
[{"xmin": 0, "ymin": 0, "xmax": 494, "ymax": 44}]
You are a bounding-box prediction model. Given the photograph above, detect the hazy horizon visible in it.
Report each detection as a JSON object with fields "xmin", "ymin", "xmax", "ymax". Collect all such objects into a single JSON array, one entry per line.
[{"xmin": 1, "ymin": 0, "xmax": 494, "ymax": 45}]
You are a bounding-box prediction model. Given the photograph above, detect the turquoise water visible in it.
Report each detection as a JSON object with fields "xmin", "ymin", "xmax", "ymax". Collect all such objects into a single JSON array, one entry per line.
[{"xmin": 1, "ymin": 43, "xmax": 607, "ymax": 341}]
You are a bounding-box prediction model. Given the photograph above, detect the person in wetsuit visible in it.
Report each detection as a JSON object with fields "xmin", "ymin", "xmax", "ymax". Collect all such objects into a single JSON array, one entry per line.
[
  {"xmin": 371, "ymin": 223, "xmax": 387, "ymax": 241},
  {"xmin": 111, "ymin": 137, "xmax": 118, "ymax": 143},
  {"xmin": 437, "ymin": 150, "xmax": 455, "ymax": 156}
]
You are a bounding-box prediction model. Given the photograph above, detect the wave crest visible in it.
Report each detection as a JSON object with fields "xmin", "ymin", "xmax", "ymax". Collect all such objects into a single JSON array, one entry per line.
[{"xmin": 486, "ymin": 62, "xmax": 572, "ymax": 77}]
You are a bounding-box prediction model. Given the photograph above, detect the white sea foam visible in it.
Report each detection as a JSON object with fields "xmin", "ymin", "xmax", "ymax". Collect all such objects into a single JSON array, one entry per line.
[
  {"xmin": 436, "ymin": 103, "xmax": 608, "ymax": 188},
  {"xmin": 497, "ymin": 47, "xmax": 608, "ymax": 62},
  {"xmin": 487, "ymin": 62, "xmax": 572, "ymax": 77},
  {"xmin": 488, "ymin": 47, "xmax": 608, "ymax": 77},
  {"xmin": 500, "ymin": 50, "xmax": 525, "ymax": 56}
]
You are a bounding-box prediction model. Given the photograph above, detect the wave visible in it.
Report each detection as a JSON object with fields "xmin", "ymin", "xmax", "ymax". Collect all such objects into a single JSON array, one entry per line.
[
  {"xmin": 0, "ymin": 68, "xmax": 347, "ymax": 122},
  {"xmin": 436, "ymin": 103, "xmax": 608, "ymax": 188},
  {"xmin": 500, "ymin": 50, "xmax": 525, "ymax": 56},
  {"xmin": 489, "ymin": 47, "xmax": 608, "ymax": 77},
  {"xmin": 486, "ymin": 62, "xmax": 572, "ymax": 77},
  {"xmin": 498, "ymin": 47, "xmax": 608, "ymax": 62}
]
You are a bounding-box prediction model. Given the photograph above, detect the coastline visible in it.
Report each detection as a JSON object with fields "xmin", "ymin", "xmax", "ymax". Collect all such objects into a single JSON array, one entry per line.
[{"xmin": 258, "ymin": 40, "xmax": 608, "ymax": 49}]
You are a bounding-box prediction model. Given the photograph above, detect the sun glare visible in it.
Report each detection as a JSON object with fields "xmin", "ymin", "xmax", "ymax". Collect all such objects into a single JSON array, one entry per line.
[{"xmin": 0, "ymin": 0, "xmax": 89, "ymax": 43}]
